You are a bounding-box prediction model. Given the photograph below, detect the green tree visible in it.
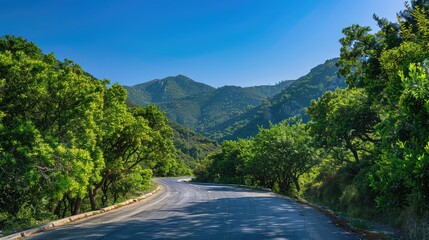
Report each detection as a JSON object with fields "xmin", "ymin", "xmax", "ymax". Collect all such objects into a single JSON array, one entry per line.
[
  {"xmin": 337, "ymin": 1, "xmax": 429, "ymax": 107},
  {"xmin": 370, "ymin": 63, "xmax": 429, "ymax": 211},
  {"xmin": 132, "ymin": 105, "xmax": 180, "ymax": 177},
  {"xmin": 0, "ymin": 36, "xmax": 185, "ymax": 229},
  {"xmin": 0, "ymin": 35, "xmax": 106, "ymax": 220},
  {"xmin": 307, "ymin": 89, "xmax": 379, "ymax": 164},
  {"xmin": 204, "ymin": 139, "xmax": 253, "ymax": 184},
  {"xmin": 250, "ymin": 121, "xmax": 318, "ymax": 194}
]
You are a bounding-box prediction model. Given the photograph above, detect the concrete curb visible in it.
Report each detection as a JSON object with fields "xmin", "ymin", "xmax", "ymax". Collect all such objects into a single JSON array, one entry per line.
[{"xmin": 1, "ymin": 185, "xmax": 162, "ymax": 240}]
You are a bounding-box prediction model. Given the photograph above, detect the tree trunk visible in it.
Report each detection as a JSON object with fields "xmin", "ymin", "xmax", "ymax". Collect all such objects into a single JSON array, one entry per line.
[
  {"xmin": 73, "ymin": 197, "xmax": 83, "ymax": 215},
  {"xmin": 88, "ymin": 188, "xmax": 98, "ymax": 210},
  {"xmin": 50, "ymin": 200, "xmax": 59, "ymax": 214},
  {"xmin": 345, "ymin": 136, "xmax": 360, "ymax": 163},
  {"xmin": 293, "ymin": 177, "xmax": 300, "ymax": 192},
  {"xmin": 53, "ymin": 200, "xmax": 62, "ymax": 217},
  {"xmin": 350, "ymin": 147, "xmax": 360, "ymax": 163}
]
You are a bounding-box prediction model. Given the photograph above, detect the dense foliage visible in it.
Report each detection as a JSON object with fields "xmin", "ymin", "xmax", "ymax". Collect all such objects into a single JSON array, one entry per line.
[
  {"xmin": 196, "ymin": 1, "xmax": 429, "ymax": 238},
  {"xmin": 194, "ymin": 121, "xmax": 319, "ymax": 195},
  {"xmin": 334, "ymin": 0, "xmax": 429, "ymax": 208},
  {"xmin": 0, "ymin": 36, "xmax": 189, "ymax": 231},
  {"xmin": 168, "ymin": 120, "xmax": 219, "ymax": 169}
]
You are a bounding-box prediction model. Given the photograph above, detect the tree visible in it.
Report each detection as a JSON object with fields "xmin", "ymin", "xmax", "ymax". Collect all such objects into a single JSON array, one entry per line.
[
  {"xmin": 370, "ymin": 63, "xmax": 429, "ymax": 211},
  {"xmin": 0, "ymin": 36, "xmax": 185, "ymax": 228},
  {"xmin": 307, "ymin": 89, "xmax": 379, "ymax": 164},
  {"xmin": 132, "ymin": 105, "xmax": 179, "ymax": 177},
  {"xmin": 337, "ymin": 1, "xmax": 429, "ymax": 108},
  {"xmin": 250, "ymin": 121, "xmax": 318, "ymax": 194},
  {"xmin": 0, "ymin": 35, "xmax": 106, "ymax": 220},
  {"xmin": 204, "ymin": 139, "xmax": 253, "ymax": 184}
]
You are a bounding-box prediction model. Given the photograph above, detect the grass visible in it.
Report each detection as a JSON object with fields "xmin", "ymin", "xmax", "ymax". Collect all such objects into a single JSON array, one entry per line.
[{"xmin": 350, "ymin": 218, "xmax": 372, "ymax": 230}]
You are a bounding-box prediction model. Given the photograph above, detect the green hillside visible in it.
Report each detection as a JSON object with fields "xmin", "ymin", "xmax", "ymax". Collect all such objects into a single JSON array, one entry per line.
[
  {"xmin": 124, "ymin": 86, "xmax": 151, "ymax": 106},
  {"xmin": 207, "ymin": 58, "xmax": 345, "ymax": 140},
  {"xmin": 125, "ymin": 60, "xmax": 342, "ymax": 141},
  {"xmin": 168, "ymin": 120, "xmax": 219, "ymax": 169},
  {"xmin": 161, "ymin": 84, "xmax": 293, "ymax": 131},
  {"xmin": 126, "ymin": 76, "xmax": 294, "ymax": 133}
]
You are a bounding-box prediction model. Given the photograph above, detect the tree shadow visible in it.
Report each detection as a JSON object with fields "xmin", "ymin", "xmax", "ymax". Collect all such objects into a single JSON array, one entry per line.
[
  {"xmin": 188, "ymin": 182, "xmax": 266, "ymax": 193},
  {"xmin": 30, "ymin": 193, "xmax": 357, "ymax": 240}
]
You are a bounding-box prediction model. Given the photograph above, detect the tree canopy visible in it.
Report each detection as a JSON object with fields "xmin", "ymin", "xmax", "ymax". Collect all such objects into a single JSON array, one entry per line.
[{"xmin": 0, "ymin": 35, "xmax": 188, "ymax": 230}]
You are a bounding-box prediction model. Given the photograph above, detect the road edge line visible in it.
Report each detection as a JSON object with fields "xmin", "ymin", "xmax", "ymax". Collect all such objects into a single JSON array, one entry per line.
[{"xmin": 1, "ymin": 185, "xmax": 163, "ymax": 240}]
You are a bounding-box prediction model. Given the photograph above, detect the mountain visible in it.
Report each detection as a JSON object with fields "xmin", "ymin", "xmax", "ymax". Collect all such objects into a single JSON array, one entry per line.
[
  {"xmin": 126, "ymin": 75, "xmax": 294, "ymax": 132},
  {"xmin": 207, "ymin": 58, "xmax": 345, "ymax": 140},
  {"xmin": 125, "ymin": 58, "xmax": 343, "ymax": 141},
  {"xmin": 125, "ymin": 75, "xmax": 215, "ymax": 106}
]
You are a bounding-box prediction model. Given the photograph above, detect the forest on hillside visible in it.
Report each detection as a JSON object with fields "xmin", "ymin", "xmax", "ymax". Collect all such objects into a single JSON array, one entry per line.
[
  {"xmin": 125, "ymin": 74, "xmax": 295, "ymax": 138},
  {"xmin": 124, "ymin": 59, "xmax": 344, "ymax": 141},
  {"xmin": 195, "ymin": 1, "xmax": 429, "ymax": 239}
]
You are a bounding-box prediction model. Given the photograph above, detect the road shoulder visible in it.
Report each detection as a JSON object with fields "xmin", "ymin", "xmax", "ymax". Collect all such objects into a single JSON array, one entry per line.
[{"xmin": 1, "ymin": 185, "xmax": 163, "ymax": 240}]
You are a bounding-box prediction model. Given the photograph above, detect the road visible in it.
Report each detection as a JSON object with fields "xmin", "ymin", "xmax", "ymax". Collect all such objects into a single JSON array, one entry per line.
[{"xmin": 28, "ymin": 178, "xmax": 359, "ymax": 239}]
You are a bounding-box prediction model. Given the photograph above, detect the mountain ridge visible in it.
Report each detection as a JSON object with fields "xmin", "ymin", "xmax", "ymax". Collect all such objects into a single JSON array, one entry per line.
[
  {"xmin": 125, "ymin": 58, "xmax": 344, "ymax": 141},
  {"xmin": 126, "ymin": 75, "xmax": 295, "ymax": 132},
  {"xmin": 207, "ymin": 58, "xmax": 345, "ymax": 140}
]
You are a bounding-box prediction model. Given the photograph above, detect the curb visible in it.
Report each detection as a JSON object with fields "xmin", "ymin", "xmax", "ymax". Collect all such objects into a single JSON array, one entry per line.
[{"xmin": 1, "ymin": 185, "xmax": 162, "ymax": 240}]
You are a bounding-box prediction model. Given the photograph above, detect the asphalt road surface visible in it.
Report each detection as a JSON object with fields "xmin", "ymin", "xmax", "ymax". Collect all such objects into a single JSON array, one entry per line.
[{"xmin": 28, "ymin": 178, "xmax": 359, "ymax": 239}]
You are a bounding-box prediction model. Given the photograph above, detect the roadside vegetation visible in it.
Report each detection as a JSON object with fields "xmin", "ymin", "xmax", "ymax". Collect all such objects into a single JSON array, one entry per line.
[
  {"xmin": 0, "ymin": 36, "xmax": 190, "ymax": 234},
  {"xmin": 195, "ymin": 1, "xmax": 429, "ymax": 239}
]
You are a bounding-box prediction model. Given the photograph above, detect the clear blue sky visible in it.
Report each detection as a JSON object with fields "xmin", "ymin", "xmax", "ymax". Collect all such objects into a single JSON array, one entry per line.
[{"xmin": 1, "ymin": 0, "xmax": 404, "ymax": 87}]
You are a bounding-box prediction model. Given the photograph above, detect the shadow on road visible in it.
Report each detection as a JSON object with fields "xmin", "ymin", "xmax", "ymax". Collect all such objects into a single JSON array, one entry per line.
[
  {"xmin": 34, "ymin": 192, "xmax": 357, "ymax": 240},
  {"xmin": 190, "ymin": 183, "xmax": 265, "ymax": 193}
]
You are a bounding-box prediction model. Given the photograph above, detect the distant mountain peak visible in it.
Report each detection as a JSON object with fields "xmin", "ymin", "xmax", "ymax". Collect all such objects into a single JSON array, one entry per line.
[
  {"xmin": 133, "ymin": 74, "xmax": 205, "ymax": 87},
  {"xmin": 126, "ymin": 75, "xmax": 215, "ymax": 105},
  {"xmin": 176, "ymin": 74, "xmax": 191, "ymax": 79}
]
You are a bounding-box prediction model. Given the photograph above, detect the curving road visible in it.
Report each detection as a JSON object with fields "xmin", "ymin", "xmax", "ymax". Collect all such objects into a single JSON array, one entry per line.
[{"xmin": 28, "ymin": 178, "xmax": 359, "ymax": 239}]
